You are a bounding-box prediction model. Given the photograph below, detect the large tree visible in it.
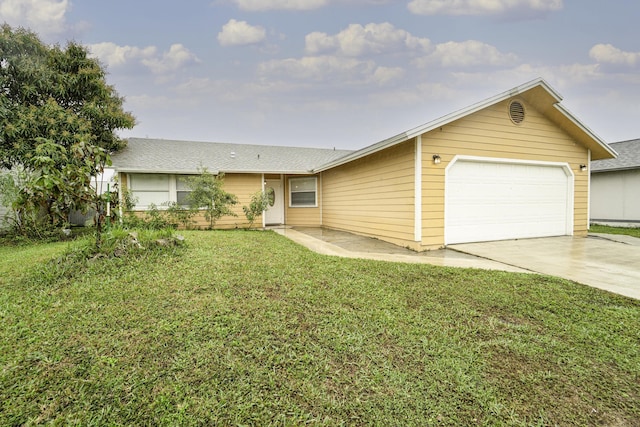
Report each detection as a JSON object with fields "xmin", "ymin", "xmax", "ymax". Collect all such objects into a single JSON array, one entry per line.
[{"xmin": 0, "ymin": 24, "xmax": 135, "ymax": 233}]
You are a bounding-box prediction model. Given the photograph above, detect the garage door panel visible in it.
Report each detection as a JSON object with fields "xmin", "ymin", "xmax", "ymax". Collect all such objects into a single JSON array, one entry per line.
[{"xmin": 445, "ymin": 159, "xmax": 572, "ymax": 244}]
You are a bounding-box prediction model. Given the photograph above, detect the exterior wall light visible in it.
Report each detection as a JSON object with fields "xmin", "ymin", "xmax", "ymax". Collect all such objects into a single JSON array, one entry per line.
[
  {"xmin": 579, "ymin": 164, "xmax": 587, "ymax": 172},
  {"xmin": 433, "ymin": 154, "xmax": 441, "ymax": 164}
]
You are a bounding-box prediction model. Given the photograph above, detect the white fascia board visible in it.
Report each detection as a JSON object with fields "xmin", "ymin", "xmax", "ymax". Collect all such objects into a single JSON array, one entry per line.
[
  {"xmin": 553, "ymin": 103, "xmax": 618, "ymax": 159},
  {"xmin": 313, "ymin": 132, "xmax": 409, "ymax": 172},
  {"xmin": 406, "ymin": 78, "xmax": 559, "ymax": 140},
  {"xmin": 114, "ymin": 168, "xmax": 220, "ymax": 175},
  {"xmin": 591, "ymin": 166, "xmax": 640, "ymax": 173},
  {"xmin": 114, "ymin": 168, "xmax": 317, "ymax": 175},
  {"xmin": 220, "ymin": 169, "xmax": 314, "ymax": 175},
  {"xmin": 313, "ymin": 78, "xmax": 557, "ymax": 172}
]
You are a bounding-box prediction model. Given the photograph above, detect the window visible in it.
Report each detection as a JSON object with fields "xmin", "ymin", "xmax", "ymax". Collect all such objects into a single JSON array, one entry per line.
[
  {"xmin": 129, "ymin": 174, "xmax": 170, "ymax": 208},
  {"xmin": 289, "ymin": 177, "xmax": 317, "ymax": 207},
  {"xmin": 176, "ymin": 175, "xmax": 192, "ymax": 206},
  {"xmin": 266, "ymin": 186, "xmax": 276, "ymax": 207},
  {"xmin": 128, "ymin": 174, "xmax": 197, "ymax": 209}
]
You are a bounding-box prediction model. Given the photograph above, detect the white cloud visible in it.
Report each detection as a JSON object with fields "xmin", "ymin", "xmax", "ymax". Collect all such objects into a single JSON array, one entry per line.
[
  {"xmin": 231, "ymin": 0, "xmax": 328, "ymax": 11},
  {"xmin": 230, "ymin": 0, "xmax": 394, "ymax": 11},
  {"xmin": 88, "ymin": 42, "xmax": 157, "ymax": 68},
  {"xmin": 407, "ymin": 0, "xmax": 563, "ymax": 16},
  {"xmin": 416, "ymin": 40, "xmax": 517, "ymax": 68},
  {"xmin": 218, "ymin": 19, "xmax": 267, "ymax": 46},
  {"xmin": 305, "ymin": 22, "xmax": 431, "ymax": 57},
  {"xmin": 589, "ymin": 44, "xmax": 640, "ymax": 67},
  {"xmin": 257, "ymin": 55, "xmax": 403, "ymax": 85},
  {"xmin": 0, "ymin": 0, "xmax": 70, "ymax": 35},
  {"xmin": 258, "ymin": 56, "xmax": 372, "ymax": 81},
  {"xmin": 88, "ymin": 42, "xmax": 199, "ymax": 76},
  {"xmin": 371, "ymin": 66, "xmax": 405, "ymax": 85},
  {"xmin": 141, "ymin": 44, "xmax": 200, "ymax": 74}
]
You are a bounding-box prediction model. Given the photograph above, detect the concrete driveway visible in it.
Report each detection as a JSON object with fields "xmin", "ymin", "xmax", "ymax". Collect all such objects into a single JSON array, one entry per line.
[{"xmin": 450, "ymin": 234, "xmax": 640, "ymax": 300}]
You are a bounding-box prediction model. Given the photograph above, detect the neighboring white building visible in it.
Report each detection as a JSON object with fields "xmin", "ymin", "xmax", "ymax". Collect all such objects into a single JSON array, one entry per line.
[
  {"xmin": 69, "ymin": 168, "xmax": 116, "ymax": 226},
  {"xmin": 0, "ymin": 168, "xmax": 117, "ymax": 229},
  {"xmin": 0, "ymin": 200, "xmax": 8, "ymax": 229},
  {"xmin": 590, "ymin": 139, "xmax": 640, "ymax": 227},
  {"xmin": 0, "ymin": 169, "xmax": 17, "ymax": 230}
]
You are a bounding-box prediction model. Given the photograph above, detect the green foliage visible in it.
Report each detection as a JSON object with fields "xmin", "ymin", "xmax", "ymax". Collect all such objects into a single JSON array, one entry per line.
[
  {"xmin": 243, "ymin": 190, "xmax": 270, "ymax": 229},
  {"xmin": 0, "ymin": 171, "xmax": 19, "ymax": 229},
  {"xmin": 164, "ymin": 202, "xmax": 196, "ymax": 229},
  {"xmin": 143, "ymin": 204, "xmax": 172, "ymax": 230},
  {"xmin": 590, "ymin": 224, "xmax": 640, "ymax": 238},
  {"xmin": 121, "ymin": 203, "xmax": 195, "ymax": 231},
  {"xmin": 1, "ymin": 231, "xmax": 639, "ymax": 425},
  {"xmin": 22, "ymin": 227, "xmax": 183, "ymax": 289},
  {"xmin": 0, "ymin": 24, "xmax": 135, "ymax": 238},
  {"xmin": 183, "ymin": 168, "xmax": 238, "ymax": 229}
]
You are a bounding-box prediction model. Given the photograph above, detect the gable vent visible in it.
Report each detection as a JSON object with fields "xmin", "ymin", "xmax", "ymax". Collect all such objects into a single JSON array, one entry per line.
[{"xmin": 509, "ymin": 100, "xmax": 525, "ymax": 124}]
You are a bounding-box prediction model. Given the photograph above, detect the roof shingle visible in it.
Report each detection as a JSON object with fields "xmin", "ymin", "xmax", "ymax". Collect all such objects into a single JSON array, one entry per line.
[
  {"xmin": 591, "ymin": 139, "xmax": 640, "ymax": 172},
  {"xmin": 111, "ymin": 138, "xmax": 353, "ymax": 174}
]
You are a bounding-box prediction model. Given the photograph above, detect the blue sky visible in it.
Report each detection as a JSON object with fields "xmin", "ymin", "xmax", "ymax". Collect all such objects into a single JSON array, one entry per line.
[{"xmin": 2, "ymin": 0, "xmax": 639, "ymax": 149}]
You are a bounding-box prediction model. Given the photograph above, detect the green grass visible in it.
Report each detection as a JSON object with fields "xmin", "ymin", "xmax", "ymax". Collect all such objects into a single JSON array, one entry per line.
[
  {"xmin": 590, "ymin": 224, "xmax": 640, "ymax": 238},
  {"xmin": 1, "ymin": 231, "xmax": 639, "ymax": 426}
]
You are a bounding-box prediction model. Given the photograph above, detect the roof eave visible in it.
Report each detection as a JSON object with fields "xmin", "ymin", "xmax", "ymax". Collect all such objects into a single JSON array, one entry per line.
[
  {"xmin": 313, "ymin": 132, "xmax": 409, "ymax": 172},
  {"xmin": 591, "ymin": 166, "xmax": 640, "ymax": 173},
  {"xmin": 114, "ymin": 168, "xmax": 219, "ymax": 175},
  {"xmin": 113, "ymin": 167, "xmax": 316, "ymax": 175},
  {"xmin": 219, "ymin": 169, "xmax": 315, "ymax": 175},
  {"xmin": 553, "ymin": 103, "xmax": 617, "ymax": 160},
  {"xmin": 314, "ymin": 78, "xmax": 563, "ymax": 172}
]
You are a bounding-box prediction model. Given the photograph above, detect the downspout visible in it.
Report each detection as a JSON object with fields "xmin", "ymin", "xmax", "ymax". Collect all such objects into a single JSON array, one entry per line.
[
  {"xmin": 281, "ymin": 174, "xmax": 285, "ymax": 225},
  {"xmin": 414, "ymin": 136, "xmax": 422, "ymax": 243},
  {"xmin": 261, "ymin": 173, "xmax": 265, "ymax": 229},
  {"xmin": 118, "ymin": 172, "xmax": 124, "ymax": 224},
  {"xmin": 587, "ymin": 149, "xmax": 591, "ymax": 231},
  {"xmin": 319, "ymin": 172, "xmax": 323, "ymax": 226}
]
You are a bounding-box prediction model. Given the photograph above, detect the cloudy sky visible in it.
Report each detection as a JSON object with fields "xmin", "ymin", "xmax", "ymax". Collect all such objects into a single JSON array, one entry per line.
[{"xmin": 2, "ymin": 0, "xmax": 639, "ymax": 149}]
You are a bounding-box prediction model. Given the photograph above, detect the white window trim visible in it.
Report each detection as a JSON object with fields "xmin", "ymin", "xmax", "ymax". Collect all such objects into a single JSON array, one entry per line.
[
  {"xmin": 129, "ymin": 173, "xmax": 197, "ymax": 210},
  {"xmin": 288, "ymin": 176, "xmax": 318, "ymax": 208},
  {"xmin": 414, "ymin": 136, "xmax": 422, "ymax": 242}
]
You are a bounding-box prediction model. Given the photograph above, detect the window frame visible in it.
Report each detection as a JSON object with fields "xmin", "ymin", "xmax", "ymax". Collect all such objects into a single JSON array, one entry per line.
[
  {"xmin": 128, "ymin": 173, "xmax": 171, "ymax": 209},
  {"xmin": 288, "ymin": 176, "xmax": 318, "ymax": 208},
  {"xmin": 176, "ymin": 175, "xmax": 193, "ymax": 207},
  {"xmin": 128, "ymin": 173, "xmax": 197, "ymax": 209}
]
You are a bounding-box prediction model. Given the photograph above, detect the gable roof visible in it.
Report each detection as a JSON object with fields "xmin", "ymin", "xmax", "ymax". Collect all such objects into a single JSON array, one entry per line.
[
  {"xmin": 591, "ymin": 138, "xmax": 640, "ymax": 173},
  {"xmin": 112, "ymin": 79, "xmax": 616, "ymax": 175},
  {"xmin": 314, "ymin": 78, "xmax": 616, "ymax": 172},
  {"xmin": 111, "ymin": 137, "xmax": 353, "ymax": 174}
]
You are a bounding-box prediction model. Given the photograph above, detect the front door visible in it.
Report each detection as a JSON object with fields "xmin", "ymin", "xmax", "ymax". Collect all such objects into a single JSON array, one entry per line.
[{"xmin": 264, "ymin": 179, "xmax": 284, "ymax": 225}]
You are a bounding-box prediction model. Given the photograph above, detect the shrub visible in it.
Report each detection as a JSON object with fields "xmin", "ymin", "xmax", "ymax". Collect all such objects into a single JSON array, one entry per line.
[{"xmin": 243, "ymin": 190, "xmax": 270, "ymax": 229}]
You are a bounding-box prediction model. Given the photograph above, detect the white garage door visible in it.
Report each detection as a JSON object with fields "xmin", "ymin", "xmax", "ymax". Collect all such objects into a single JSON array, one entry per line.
[{"xmin": 445, "ymin": 158, "xmax": 573, "ymax": 245}]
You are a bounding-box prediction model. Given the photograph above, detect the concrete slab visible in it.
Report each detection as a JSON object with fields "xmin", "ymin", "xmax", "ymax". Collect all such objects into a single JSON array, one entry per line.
[
  {"xmin": 450, "ymin": 236, "xmax": 640, "ymax": 300},
  {"xmin": 273, "ymin": 227, "xmax": 529, "ymax": 273},
  {"xmin": 590, "ymin": 232, "xmax": 640, "ymax": 246}
]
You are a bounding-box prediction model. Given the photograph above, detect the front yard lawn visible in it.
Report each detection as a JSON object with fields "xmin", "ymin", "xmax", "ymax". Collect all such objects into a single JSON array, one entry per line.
[
  {"xmin": 1, "ymin": 230, "xmax": 639, "ymax": 425},
  {"xmin": 590, "ymin": 224, "xmax": 640, "ymax": 238}
]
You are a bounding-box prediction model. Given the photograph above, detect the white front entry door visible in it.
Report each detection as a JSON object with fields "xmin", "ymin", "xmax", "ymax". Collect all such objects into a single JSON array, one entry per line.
[
  {"xmin": 445, "ymin": 158, "xmax": 573, "ymax": 245},
  {"xmin": 264, "ymin": 179, "xmax": 284, "ymax": 225}
]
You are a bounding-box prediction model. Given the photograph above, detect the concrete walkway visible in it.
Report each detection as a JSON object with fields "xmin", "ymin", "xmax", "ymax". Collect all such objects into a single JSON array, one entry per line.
[
  {"xmin": 273, "ymin": 227, "xmax": 529, "ymax": 273},
  {"xmin": 450, "ymin": 234, "xmax": 640, "ymax": 300},
  {"xmin": 274, "ymin": 227, "xmax": 640, "ymax": 300}
]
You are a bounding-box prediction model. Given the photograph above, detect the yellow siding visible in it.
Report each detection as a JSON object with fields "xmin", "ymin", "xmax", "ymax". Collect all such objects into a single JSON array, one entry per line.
[
  {"xmin": 420, "ymin": 98, "xmax": 589, "ymax": 249},
  {"xmin": 322, "ymin": 140, "xmax": 417, "ymax": 248},
  {"xmin": 124, "ymin": 173, "xmax": 263, "ymax": 230},
  {"xmin": 284, "ymin": 175, "xmax": 322, "ymax": 226},
  {"xmin": 199, "ymin": 173, "xmax": 262, "ymax": 229}
]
